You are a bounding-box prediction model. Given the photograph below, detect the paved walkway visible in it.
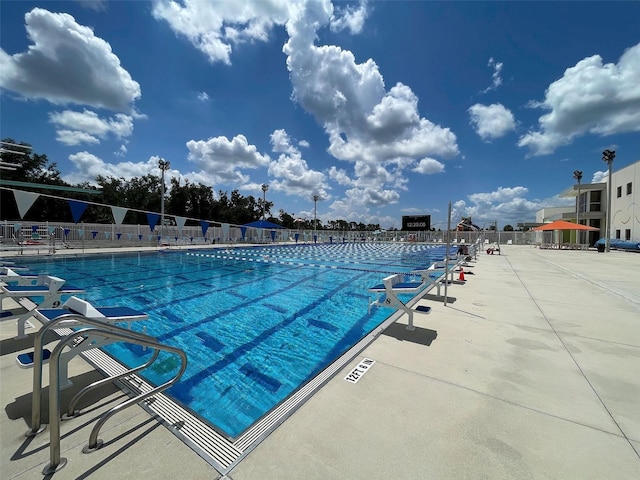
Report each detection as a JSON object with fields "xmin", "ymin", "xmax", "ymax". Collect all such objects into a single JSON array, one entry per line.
[{"xmin": 1, "ymin": 245, "xmax": 639, "ymax": 479}]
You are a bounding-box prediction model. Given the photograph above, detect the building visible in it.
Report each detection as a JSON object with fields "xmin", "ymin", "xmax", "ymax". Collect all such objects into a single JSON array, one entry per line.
[{"xmin": 556, "ymin": 159, "xmax": 639, "ymax": 246}]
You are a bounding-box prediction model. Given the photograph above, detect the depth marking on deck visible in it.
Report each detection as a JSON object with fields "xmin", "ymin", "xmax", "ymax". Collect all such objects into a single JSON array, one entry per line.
[{"xmin": 344, "ymin": 357, "xmax": 376, "ymax": 384}]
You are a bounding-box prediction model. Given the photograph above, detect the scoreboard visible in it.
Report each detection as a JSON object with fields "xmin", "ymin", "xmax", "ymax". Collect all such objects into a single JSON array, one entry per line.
[{"xmin": 402, "ymin": 215, "xmax": 431, "ymax": 231}]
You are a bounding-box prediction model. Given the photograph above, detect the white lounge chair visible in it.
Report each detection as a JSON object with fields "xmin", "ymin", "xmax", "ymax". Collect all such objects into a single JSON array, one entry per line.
[{"xmin": 1, "ymin": 275, "xmax": 86, "ymax": 338}]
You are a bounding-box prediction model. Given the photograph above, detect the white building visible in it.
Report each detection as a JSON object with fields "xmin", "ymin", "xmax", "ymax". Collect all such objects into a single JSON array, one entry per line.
[{"xmin": 557, "ymin": 158, "xmax": 639, "ymax": 246}]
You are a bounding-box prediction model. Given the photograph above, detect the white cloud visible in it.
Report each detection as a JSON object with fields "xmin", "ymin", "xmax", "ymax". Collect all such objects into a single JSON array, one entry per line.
[
  {"xmin": 114, "ymin": 144, "xmax": 127, "ymax": 157},
  {"xmin": 592, "ymin": 170, "xmax": 608, "ymax": 183},
  {"xmin": 330, "ymin": 1, "xmax": 369, "ymax": 34},
  {"xmin": 49, "ymin": 109, "xmax": 134, "ymax": 145},
  {"xmin": 63, "ymin": 151, "xmax": 215, "ymax": 188},
  {"xmin": 55, "ymin": 130, "xmax": 100, "ymax": 146},
  {"xmin": 268, "ymin": 129, "xmax": 328, "ymax": 198},
  {"xmin": 77, "ymin": 1, "xmax": 108, "ymax": 12},
  {"xmin": 328, "ymin": 166, "xmax": 353, "ymax": 186},
  {"xmin": 450, "ymin": 186, "xmax": 576, "ymax": 228},
  {"xmin": 152, "ymin": 0, "xmax": 459, "ymax": 211},
  {"xmin": 519, "ymin": 42, "xmax": 640, "ymax": 155},
  {"xmin": 186, "ymin": 134, "xmax": 270, "ymax": 184},
  {"xmin": 151, "ymin": 0, "xmax": 296, "ymax": 65},
  {"xmin": 468, "ymin": 103, "xmax": 516, "ymax": 140},
  {"xmin": 482, "ymin": 57, "xmax": 503, "ymax": 93},
  {"xmin": 197, "ymin": 91, "xmax": 209, "ymax": 102},
  {"xmin": 412, "ymin": 157, "xmax": 445, "ymax": 174},
  {"xmin": 0, "ymin": 8, "xmax": 141, "ymax": 111}
]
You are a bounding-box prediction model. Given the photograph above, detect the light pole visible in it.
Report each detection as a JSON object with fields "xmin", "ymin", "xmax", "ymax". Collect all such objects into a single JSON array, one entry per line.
[
  {"xmin": 602, "ymin": 149, "xmax": 615, "ymax": 252},
  {"xmin": 158, "ymin": 158, "xmax": 170, "ymax": 240},
  {"xmin": 313, "ymin": 194, "xmax": 319, "ymax": 242},
  {"xmin": 261, "ymin": 184, "xmax": 269, "ymax": 221},
  {"xmin": 573, "ymin": 170, "xmax": 583, "ymax": 244}
]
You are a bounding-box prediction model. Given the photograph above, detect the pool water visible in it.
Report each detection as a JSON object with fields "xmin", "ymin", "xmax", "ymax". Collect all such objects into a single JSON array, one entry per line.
[{"xmin": 17, "ymin": 243, "xmax": 448, "ymax": 438}]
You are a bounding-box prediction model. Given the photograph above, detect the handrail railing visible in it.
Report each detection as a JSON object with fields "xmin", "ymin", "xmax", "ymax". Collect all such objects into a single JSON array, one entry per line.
[
  {"xmin": 27, "ymin": 313, "xmax": 159, "ymax": 436},
  {"xmin": 41, "ymin": 323, "xmax": 187, "ymax": 475},
  {"xmin": 62, "ymin": 348, "xmax": 160, "ymax": 420}
]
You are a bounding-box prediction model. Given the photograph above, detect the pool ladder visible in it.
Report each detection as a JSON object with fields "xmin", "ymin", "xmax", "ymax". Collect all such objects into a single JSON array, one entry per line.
[{"xmin": 24, "ymin": 313, "xmax": 187, "ymax": 475}]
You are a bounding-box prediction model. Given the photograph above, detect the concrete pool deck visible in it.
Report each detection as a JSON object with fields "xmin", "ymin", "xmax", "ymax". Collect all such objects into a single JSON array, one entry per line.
[{"xmin": 1, "ymin": 244, "xmax": 639, "ymax": 479}]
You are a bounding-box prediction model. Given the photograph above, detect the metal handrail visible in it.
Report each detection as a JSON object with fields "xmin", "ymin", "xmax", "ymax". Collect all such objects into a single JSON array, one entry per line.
[
  {"xmin": 27, "ymin": 313, "xmax": 158, "ymax": 436},
  {"xmin": 42, "ymin": 325, "xmax": 187, "ymax": 475},
  {"xmin": 62, "ymin": 348, "xmax": 160, "ymax": 420}
]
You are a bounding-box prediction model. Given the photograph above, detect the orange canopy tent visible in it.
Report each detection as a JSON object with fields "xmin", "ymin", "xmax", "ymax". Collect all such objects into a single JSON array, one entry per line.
[
  {"xmin": 532, "ymin": 220, "xmax": 599, "ymax": 249},
  {"xmin": 531, "ymin": 220, "xmax": 599, "ymax": 232}
]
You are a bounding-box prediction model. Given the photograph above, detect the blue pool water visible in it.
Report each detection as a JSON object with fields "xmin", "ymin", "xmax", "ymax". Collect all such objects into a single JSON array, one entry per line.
[{"xmin": 16, "ymin": 243, "xmax": 448, "ymax": 438}]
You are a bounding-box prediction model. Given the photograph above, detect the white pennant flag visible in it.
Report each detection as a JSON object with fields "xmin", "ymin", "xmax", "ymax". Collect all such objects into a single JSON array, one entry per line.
[
  {"xmin": 13, "ymin": 190, "xmax": 39, "ymax": 219},
  {"xmin": 174, "ymin": 216, "xmax": 187, "ymax": 234},
  {"xmin": 110, "ymin": 206, "xmax": 128, "ymax": 226}
]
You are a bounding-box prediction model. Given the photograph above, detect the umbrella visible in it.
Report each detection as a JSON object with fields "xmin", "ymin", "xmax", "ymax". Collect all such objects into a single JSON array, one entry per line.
[
  {"xmin": 531, "ymin": 220, "xmax": 599, "ymax": 231},
  {"xmin": 242, "ymin": 220, "xmax": 284, "ymax": 229},
  {"xmin": 532, "ymin": 220, "xmax": 599, "ymax": 249}
]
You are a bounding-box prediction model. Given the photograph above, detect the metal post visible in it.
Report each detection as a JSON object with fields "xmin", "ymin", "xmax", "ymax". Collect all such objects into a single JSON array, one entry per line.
[
  {"xmin": 573, "ymin": 170, "xmax": 583, "ymax": 244},
  {"xmin": 313, "ymin": 194, "xmax": 319, "ymax": 243},
  {"xmin": 444, "ymin": 201, "xmax": 451, "ymax": 306},
  {"xmin": 261, "ymin": 184, "xmax": 269, "ymax": 221},
  {"xmin": 602, "ymin": 150, "xmax": 615, "ymax": 252},
  {"xmin": 158, "ymin": 158, "xmax": 170, "ymax": 241}
]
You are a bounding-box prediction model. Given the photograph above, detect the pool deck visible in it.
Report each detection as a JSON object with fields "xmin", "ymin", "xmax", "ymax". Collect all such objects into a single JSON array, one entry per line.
[{"xmin": 1, "ymin": 244, "xmax": 639, "ymax": 479}]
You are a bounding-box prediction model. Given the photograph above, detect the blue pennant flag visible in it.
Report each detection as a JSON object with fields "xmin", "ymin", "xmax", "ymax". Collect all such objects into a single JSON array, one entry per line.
[{"xmin": 68, "ymin": 200, "xmax": 88, "ymax": 223}]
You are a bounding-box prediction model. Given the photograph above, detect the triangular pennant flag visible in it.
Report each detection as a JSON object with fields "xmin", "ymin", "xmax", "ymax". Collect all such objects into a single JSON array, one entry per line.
[
  {"xmin": 111, "ymin": 206, "xmax": 128, "ymax": 226},
  {"xmin": 200, "ymin": 220, "xmax": 209, "ymax": 237},
  {"xmin": 175, "ymin": 216, "xmax": 187, "ymax": 234},
  {"xmin": 221, "ymin": 223, "xmax": 230, "ymax": 240},
  {"xmin": 78, "ymin": 229, "xmax": 85, "ymax": 238},
  {"xmin": 105, "ymin": 232, "xmax": 111, "ymax": 240},
  {"xmin": 91, "ymin": 231, "xmax": 98, "ymax": 239},
  {"xmin": 31, "ymin": 225, "xmax": 39, "ymax": 233},
  {"xmin": 48, "ymin": 226, "xmax": 55, "ymax": 234},
  {"xmin": 13, "ymin": 190, "xmax": 39, "ymax": 219},
  {"xmin": 14, "ymin": 223, "xmax": 22, "ymax": 232},
  {"xmin": 63, "ymin": 228, "xmax": 70, "ymax": 237},
  {"xmin": 117, "ymin": 233, "xmax": 122, "ymax": 240},
  {"xmin": 138, "ymin": 234, "xmax": 143, "ymax": 241},
  {"xmin": 270, "ymin": 230, "xmax": 276, "ymax": 241},
  {"xmin": 294, "ymin": 232, "xmax": 299, "ymax": 243},
  {"xmin": 68, "ymin": 200, "xmax": 88, "ymax": 223},
  {"xmin": 147, "ymin": 213, "xmax": 160, "ymax": 231},
  {"xmin": 240, "ymin": 226, "xmax": 247, "ymax": 240}
]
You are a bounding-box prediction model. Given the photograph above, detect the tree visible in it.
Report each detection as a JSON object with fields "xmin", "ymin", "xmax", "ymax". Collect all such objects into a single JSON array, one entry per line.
[{"xmin": 503, "ymin": 224, "xmax": 514, "ymax": 231}]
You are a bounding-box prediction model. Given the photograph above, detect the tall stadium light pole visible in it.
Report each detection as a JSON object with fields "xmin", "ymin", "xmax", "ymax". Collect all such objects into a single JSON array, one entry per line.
[
  {"xmin": 602, "ymin": 150, "xmax": 615, "ymax": 253},
  {"xmin": 158, "ymin": 158, "xmax": 171, "ymax": 240},
  {"xmin": 313, "ymin": 194, "xmax": 319, "ymax": 241},
  {"xmin": 573, "ymin": 170, "xmax": 583, "ymax": 244},
  {"xmin": 261, "ymin": 184, "xmax": 269, "ymax": 221}
]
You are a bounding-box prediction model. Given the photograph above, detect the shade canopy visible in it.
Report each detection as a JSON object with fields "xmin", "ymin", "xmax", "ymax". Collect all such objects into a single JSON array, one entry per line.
[
  {"xmin": 532, "ymin": 220, "xmax": 599, "ymax": 231},
  {"xmin": 242, "ymin": 220, "xmax": 284, "ymax": 229}
]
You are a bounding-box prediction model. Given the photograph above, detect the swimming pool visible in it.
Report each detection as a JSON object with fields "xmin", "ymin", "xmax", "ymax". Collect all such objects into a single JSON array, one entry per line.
[{"xmin": 16, "ymin": 243, "xmax": 448, "ymax": 439}]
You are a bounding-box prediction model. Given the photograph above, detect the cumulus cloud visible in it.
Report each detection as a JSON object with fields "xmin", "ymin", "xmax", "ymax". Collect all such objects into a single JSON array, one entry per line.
[
  {"xmin": 63, "ymin": 151, "xmax": 213, "ymax": 188},
  {"xmin": 519, "ymin": 42, "xmax": 640, "ymax": 155},
  {"xmin": 49, "ymin": 109, "xmax": 134, "ymax": 146},
  {"xmin": 186, "ymin": 134, "xmax": 270, "ymax": 185},
  {"xmin": 468, "ymin": 103, "xmax": 516, "ymax": 140},
  {"xmin": 592, "ymin": 170, "xmax": 609, "ymax": 183},
  {"xmin": 151, "ymin": 0, "xmax": 294, "ymax": 65},
  {"xmin": 153, "ymin": 0, "xmax": 459, "ymax": 210},
  {"xmin": 197, "ymin": 91, "xmax": 209, "ymax": 102},
  {"xmin": 330, "ymin": 1, "xmax": 369, "ymax": 34},
  {"xmin": 412, "ymin": 157, "xmax": 445, "ymax": 174},
  {"xmin": 452, "ymin": 186, "xmax": 541, "ymax": 227},
  {"xmin": 0, "ymin": 8, "xmax": 141, "ymax": 112},
  {"xmin": 268, "ymin": 129, "xmax": 328, "ymax": 199}
]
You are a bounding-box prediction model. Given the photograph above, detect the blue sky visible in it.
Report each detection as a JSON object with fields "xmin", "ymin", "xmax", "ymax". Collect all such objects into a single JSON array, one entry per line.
[{"xmin": 1, "ymin": 1, "xmax": 639, "ymax": 229}]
